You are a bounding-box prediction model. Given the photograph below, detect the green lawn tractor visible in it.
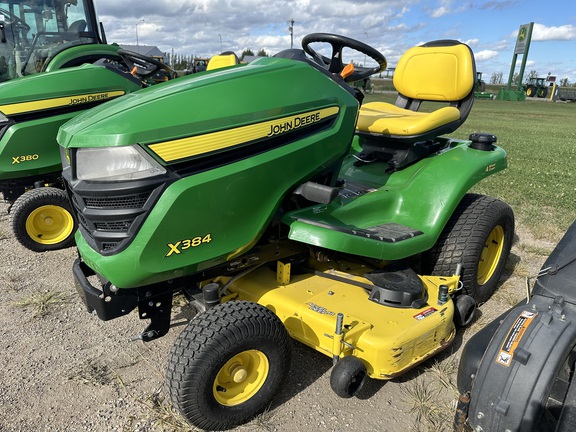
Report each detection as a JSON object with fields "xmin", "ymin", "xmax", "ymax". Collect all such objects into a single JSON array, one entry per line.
[
  {"xmin": 0, "ymin": 0, "xmax": 177, "ymax": 252},
  {"xmin": 0, "ymin": 49, "xmax": 174, "ymax": 251},
  {"xmin": 59, "ymin": 34, "xmax": 514, "ymax": 430},
  {"xmin": 455, "ymin": 221, "xmax": 576, "ymax": 432}
]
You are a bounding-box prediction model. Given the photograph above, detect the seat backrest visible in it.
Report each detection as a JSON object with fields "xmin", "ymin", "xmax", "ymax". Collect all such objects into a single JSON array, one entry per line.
[
  {"xmin": 393, "ymin": 40, "xmax": 475, "ymax": 113},
  {"xmin": 207, "ymin": 51, "xmax": 240, "ymax": 71},
  {"xmin": 68, "ymin": 19, "xmax": 87, "ymax": 33}
]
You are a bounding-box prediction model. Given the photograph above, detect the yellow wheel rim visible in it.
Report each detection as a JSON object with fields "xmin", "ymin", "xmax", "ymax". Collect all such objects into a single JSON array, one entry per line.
[
  {"xmin": 213, "ymin": 349, "xmax": 269, "ymax": 406},
  {"xmin": 477, "ymin": 225, "xmax": 505, "ymax": 285},
  {"xmin": 25, "ymin": 205, "xmax": 74, "ymax": 245}
]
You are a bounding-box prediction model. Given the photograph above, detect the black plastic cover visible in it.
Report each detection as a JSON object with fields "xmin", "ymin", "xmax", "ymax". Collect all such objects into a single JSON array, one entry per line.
[
  {"xmin": 533, "ymin": 220, "xmax": 576, "ymax": 305},
  {"xmin": 467, "ymin": 296, "xmax": 576, "ymax": 431}
]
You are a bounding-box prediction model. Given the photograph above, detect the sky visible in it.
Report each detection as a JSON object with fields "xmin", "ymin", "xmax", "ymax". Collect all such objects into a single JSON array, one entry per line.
[{"xmin": 95, "ymin": 0, "xmax": 576, "ymax": 83}]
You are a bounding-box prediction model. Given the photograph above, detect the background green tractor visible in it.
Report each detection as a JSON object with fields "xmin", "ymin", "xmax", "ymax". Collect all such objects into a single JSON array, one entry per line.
[
  {"xmin": 475, "ymin": 71, "xmax": 486, "ymax": 92},
  {"xmin": 0, "ymin": 50, "xmax": 174, "ymax": 252},
  {"xmin": 0, "ymin": 0, "xmax": 119, "ymax": 81},
  {"xmin": 524, "ymin": 77, "xmax": 549, "ymax": 98},
  {"xmin": 0, "ymin": 0, "xmax": 178, "ymax": 252}
]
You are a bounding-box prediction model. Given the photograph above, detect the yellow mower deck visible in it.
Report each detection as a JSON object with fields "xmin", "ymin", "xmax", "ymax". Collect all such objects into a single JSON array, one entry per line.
[{"xmin": 221, "ymin": 261, "xmax": 458, "ymax": 379}]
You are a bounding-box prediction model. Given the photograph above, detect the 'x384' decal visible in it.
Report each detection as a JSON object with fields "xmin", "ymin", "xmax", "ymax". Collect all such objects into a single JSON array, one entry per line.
[{"xmin": 166, "ymin": 234, "xmax": 213, "ymax": 257}]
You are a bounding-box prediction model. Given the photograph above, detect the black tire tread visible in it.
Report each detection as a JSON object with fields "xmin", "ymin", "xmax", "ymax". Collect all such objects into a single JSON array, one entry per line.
[
  {"xmin": 167, "ymin": 301, "xmax": 291, "ymax": 430},
  {"xmin": 425, "ymin": 194, "xmax": 514, "ymax": 304},
  {"xmin": 10, "ymin": 187, "xmax": 76, "ymax": 252}
]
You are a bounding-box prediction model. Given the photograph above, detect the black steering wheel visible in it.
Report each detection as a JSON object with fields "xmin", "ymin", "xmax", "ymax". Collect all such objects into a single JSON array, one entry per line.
[
  {"xmin": 302, "ymin": 33, "xmax": 387, "ymax": 82},
  {"xmin": 117, "ymin": 49, "xmax": 173, "ymax": 79},
  {"xmin": 0, "ymin": 8, "xmax": 30, "ymax": 32}
]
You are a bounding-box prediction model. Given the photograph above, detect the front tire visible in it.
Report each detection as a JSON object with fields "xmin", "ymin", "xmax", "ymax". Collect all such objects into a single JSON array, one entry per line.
[
  {"xmin": 424, "ymin": 194, "xmax": 514, "ymax": 304},
  {"xmin": 538, "ymin": 87, "xmax": 549, "ymax": 98},
  {"xmin": 167, "ymin": 301, "xmax": 292, "ymax": 430},
  {"xmin": 10, "ymin": 187, "xmax": 76, "ymax": 252}
]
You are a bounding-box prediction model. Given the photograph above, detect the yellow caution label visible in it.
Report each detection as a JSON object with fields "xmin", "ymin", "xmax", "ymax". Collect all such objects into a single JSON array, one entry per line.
[{"xmin": 496, "ymin": 310, "xmax": 537, "ymax": 367}]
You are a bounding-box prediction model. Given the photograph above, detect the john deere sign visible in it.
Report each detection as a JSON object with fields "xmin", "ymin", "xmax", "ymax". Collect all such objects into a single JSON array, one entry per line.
[
  {"xmin": 496, "ymin": 22, "xmax": 534, "ymax": 101},
  {"xmin": 514, "ymin": 24, "xmax": 531, "ymax": 55}
]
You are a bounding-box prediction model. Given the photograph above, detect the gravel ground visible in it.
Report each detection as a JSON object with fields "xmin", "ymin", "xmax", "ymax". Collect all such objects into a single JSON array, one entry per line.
[{"xmin": 0, "ymin": 200, "xmax": 553, "ymax": 432}]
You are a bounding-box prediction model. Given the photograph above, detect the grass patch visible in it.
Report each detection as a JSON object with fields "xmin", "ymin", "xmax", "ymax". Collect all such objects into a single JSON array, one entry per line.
[
  {"xmin": 398, "ymin": 357, "xmax": 460, "ymax": 432},
  {"xmin": 516, "ymin": 242, "xmax": 554, "ymax": 257},
  {"xmin": 142, "ymin": 388, "xmax": 196, "ymax": 431},
  {"xmin": 14, "ymin": 289, "xmax": 67, "ymax": 317},
  {"xmin": 401, "ymin": 374, "xmax": 456, "ymax": 432}
]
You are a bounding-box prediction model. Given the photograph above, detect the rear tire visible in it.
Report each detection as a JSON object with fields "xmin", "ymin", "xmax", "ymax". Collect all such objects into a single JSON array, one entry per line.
[
  {"xmin": 424, "ymin": 194, "xmax": 514, "ymax": 304},
  {"xmin": 10, "ymin": 187, "xmax": 76, "ymax": 252},
  {"xmin": 167, "ymin": 301, "xmax": 291, "ymax": 430}
]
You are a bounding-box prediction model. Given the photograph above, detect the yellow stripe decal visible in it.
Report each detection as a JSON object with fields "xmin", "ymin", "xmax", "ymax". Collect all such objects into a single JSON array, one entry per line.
[
  {"xmin": 0, "ymin": 90, "xmax": 126, "ymax": 115},
  {"xmin": 149, "ymin": 106, "xmax": 340, "ymax": 163}
]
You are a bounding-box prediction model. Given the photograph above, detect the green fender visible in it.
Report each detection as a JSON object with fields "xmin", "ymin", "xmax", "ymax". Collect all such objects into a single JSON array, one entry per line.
[
  {"xmin": 44, "ymin": 44, "xmax": 121, "ymax": 72},
  {"xmin": 282, "ymin": 138, "xmax": 507, "ymax": 260}
]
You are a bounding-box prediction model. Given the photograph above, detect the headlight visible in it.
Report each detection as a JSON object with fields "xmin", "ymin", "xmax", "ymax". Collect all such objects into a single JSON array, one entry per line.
[{"xmin": 75, "ymin": 145, "xmax": 166, "ymax": 181}]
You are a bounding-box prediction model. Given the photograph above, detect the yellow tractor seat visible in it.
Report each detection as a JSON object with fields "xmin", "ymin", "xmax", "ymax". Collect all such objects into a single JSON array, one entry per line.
[
  {"xmin": 207, "ymin": 51, "xmax": 241, "ymax": 71},
  {"xmin": 356, "ymin": 102, "xmax": 461, "ymax": 138},
  {"xmin": 356, "ymin": 40, "xmax": 475, "ymax": 143}
]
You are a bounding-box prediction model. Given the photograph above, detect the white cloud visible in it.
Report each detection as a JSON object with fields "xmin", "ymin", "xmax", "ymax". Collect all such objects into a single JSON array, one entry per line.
[
  {"xmin": 430, "ymin": 6, "xmax": 450, "ymax": 18},
  {"xmin": 91, "ymin": 0, "xmax": 576, "ymax": 82},
  {"xmin": 532, "ymin": 23, "xmax": 576, "ymax": 41},
  {"xmin": 464, "ymin": 38, "xmax": 480, "ymax": 48},
  {"xmin": 475, "ymin": 50, "xmax": 499, "ymax": 61}
]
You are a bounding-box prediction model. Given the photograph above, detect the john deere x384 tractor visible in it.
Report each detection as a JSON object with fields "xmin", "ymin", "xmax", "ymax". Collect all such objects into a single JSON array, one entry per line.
[{"xmin": 58, "ymin": 34, "xmax": 514, "ymax": 430}]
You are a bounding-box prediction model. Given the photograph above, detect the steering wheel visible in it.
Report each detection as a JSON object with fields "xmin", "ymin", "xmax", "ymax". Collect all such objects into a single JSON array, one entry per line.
[
  {"xmin": 117, "ymin": 49, "xmax": 173, "ymax": 79},
  {"xmin": 0, "ymin": 8, "xmax": 30, "ymax": 32},
  {"xmin": 302, "ymin": 33, "xmax": 386, "ymax": 82}
]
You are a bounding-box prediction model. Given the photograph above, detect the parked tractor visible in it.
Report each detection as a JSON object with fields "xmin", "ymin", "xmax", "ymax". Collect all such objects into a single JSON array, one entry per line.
[
  {"xmin": 0, "ymin": 0, "xmax": 120, "ymax": 81},
  {"xmin": 474, "ymin": 72, "xmax": 494, "ymax": 99},
  {"xmin": 0, "ymin": 1, "xmax": 176, "ymax": 251},
  {"xmin": 59, "ymin": 34, "xmax": 514, "ymax": 430},
  {"xmin": 475, "ymin": 72, "xmax": 486, "ymax": 92},
  {"xmin": 524, "ymin": 77, "xmax": 550, "ymax": 98}
]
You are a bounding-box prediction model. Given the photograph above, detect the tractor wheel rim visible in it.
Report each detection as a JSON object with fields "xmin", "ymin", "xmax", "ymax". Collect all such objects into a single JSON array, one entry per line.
[
  {"xmin": 477, "ymin": 225, "xmax": 505, "ymax": 285},
  {"xmin": 213, "ymin": 349, "xmax": 269, "ymax": 406},
  {"xmin": 25, "ymin": 205, "xmax": 74, "ymax": 245}
]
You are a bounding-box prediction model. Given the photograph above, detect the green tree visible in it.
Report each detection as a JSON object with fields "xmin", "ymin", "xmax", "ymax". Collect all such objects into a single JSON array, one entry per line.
[
  {"xmin": 240, "ymin": 49, "xmax": 254, "ymax": 60},
  {"xmin": 490, "ymin": 72, "xmax": 503, "ymax": 85}
]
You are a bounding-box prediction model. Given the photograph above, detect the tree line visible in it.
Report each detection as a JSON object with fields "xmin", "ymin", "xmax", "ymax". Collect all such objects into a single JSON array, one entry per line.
[{"xmin": 164, "ymin": 49, "xmax": 269, "ymax": 70}]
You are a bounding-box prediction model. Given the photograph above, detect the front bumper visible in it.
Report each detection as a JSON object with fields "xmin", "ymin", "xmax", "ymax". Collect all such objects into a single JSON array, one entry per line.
[
  {"xmin": 73, "ymin": 257, "xmax": 138, "ymax": 321},
  {"xmin": 73, "ymin": 257, "xmax": 175, "ymax": 341}
]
